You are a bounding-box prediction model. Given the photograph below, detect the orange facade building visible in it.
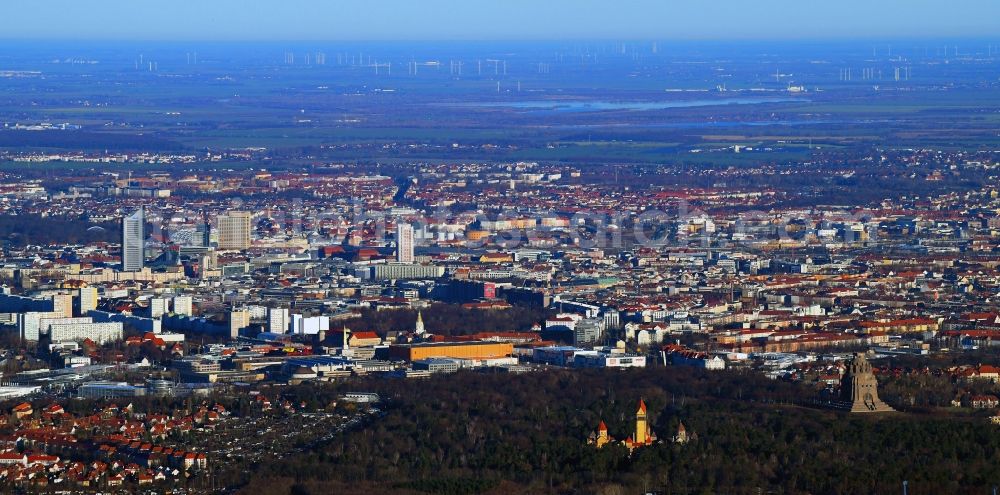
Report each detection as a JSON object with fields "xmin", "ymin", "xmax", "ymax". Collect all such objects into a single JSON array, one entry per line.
[{"xmin": 388, "ymin": 341, "xmax": 514, "ymax": 362}]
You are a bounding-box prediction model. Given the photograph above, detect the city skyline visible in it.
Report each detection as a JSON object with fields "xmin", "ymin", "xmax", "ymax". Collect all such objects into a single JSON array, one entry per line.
[{"xmin": 1, "ymin": 2, "xmax": 1000, "ymax": 492}]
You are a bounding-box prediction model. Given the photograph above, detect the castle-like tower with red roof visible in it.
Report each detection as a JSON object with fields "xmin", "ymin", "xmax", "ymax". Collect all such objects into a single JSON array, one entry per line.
[
  {"xmin": 623, "ymin": 399, "xmax": 656, "ymax": 451},
  {"xmin": 590, "ymin": 399, "xmax": 657, "ymax": 452}
]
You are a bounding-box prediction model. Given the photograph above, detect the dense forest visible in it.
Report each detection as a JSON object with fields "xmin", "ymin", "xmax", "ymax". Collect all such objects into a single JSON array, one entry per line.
[
  {"xmin": 238, "ymin": 367, "xmax": 1000, "ymax": 495},
  {"xmin": 0, "ymin": 130, "xmax": 184, "ymax": 151},
  {"xmin": 0, "ymin": 214, "xmax": 120, "ymax": 247},
  {"xmin": 340, "ymin": 304, "xmax": 547, "ymax": 336}
]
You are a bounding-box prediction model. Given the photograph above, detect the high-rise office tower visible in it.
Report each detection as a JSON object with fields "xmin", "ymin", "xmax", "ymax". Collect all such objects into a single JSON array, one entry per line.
[
  {"xmin": 122, "ymin": 207, "xmax": 144, "ymax": 272},
  {"xmin": 197, "ymin": 212, "xmax": 212, "ymax": 247},
  {"xmin": 396, "ymin": 222, "xmax": 414, "ymax": 263},
  {"xmin": 217, "ymin": 211, "xmax": 252, "ymax": 250}
]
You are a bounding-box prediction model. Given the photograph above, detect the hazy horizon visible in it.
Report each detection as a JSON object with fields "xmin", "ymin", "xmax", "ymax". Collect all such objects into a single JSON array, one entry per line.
[{"xmin": 2, "ymin": 0, "xmax": 999, "ymax": 42}]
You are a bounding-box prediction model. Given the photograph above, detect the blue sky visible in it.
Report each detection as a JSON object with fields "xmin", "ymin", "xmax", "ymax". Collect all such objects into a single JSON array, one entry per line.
[{"xmin": 1, "ymin": 0, "xmax": 998, "ymax": 41}]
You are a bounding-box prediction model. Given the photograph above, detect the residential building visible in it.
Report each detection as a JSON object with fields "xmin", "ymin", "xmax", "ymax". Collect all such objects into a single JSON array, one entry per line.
[
  {"xmin": 267, "ymin": 307, "xmax": 290, "ymax": 334},
  {"xmin": 369, "ymin": 263, "xmax": 443, "ymax": 280},
  {"xmin": 229, "ymin": 310, "xmax": 250, "ymax": 338},
  {"xmin": 396, "ymin": 222, "xmax": 414, "ymax": 263},
  {"xmin": 149, "ymin": 297, "xmax": 169, "ymax": 318},
  {"xmin": 77, "ymin": 287, "xmax": 99, "ymax": 315},
  {"xmin": 49, "ymin": 321, "xmax": 123, "ymax": 345},
  {"xmin": 172, "ymin": 296, "xmax": 193, "ymax": 316}
]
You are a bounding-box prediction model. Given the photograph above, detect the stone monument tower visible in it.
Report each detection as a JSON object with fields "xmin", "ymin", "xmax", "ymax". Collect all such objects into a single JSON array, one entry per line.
[{"xmin": 838, "ymin": 352, "xmax": 894, "ymax": 413}]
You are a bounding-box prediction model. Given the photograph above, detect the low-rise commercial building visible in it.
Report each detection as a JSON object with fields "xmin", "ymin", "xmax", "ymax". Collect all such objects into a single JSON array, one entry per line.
[
  {"xmin": 412, "ymin": 358, "xmax": 461, "ymax": 373},
  {"xmin": 388, "ymin": 341, "xmax": 514, "ymax": 362}
]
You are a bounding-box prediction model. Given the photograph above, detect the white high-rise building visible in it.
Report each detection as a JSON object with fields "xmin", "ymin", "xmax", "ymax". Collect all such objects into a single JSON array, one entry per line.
[
  {"xmin": 149, "ymin": 298, "xmax": 169, "ymax": 318},
  {"xmin": 122, "ymin": 207, "xmax": 145, "ymax": 271},
  {"xmin": 77, "ymin": 287, "xmax": 99, "ymax": 315},
  {"xmin": 267, "ymin": 307, "xmax": 290, "ymax": 334},
  {"xmin": 396, "ymin": 222, "xmax": 414, "ymax": 263},
  {"xmin": 172, "ymin": 296, "xmax": 193, "ymax": 316},
  {"xmin": 217, "ymin": 211, "xmax": 252, "ymax": 250}
]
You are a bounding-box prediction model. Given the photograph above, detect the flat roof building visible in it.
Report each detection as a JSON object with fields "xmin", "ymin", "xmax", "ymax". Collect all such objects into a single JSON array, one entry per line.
[
  {"xmin": 217, "ymin": 211, "xmax": 252, "ymax": 250},
  {"xmin": 49, "ymin": 321, "xmax": 123, "ymax": 345},
  {"xmin": 388, "ymin": 341, "xmax": 514, "ymax": 362},
  {"xmin": 413, "ymin": 358, "xmax": 461, "ymax": 373},
  {"xmin": 396, "ymin": 222, "xmax": 415, "ymax": 263}
]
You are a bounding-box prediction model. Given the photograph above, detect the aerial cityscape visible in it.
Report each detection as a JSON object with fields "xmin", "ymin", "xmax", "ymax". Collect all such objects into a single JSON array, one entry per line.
[{"xmin": 1, "ymin": 1, "xmax": 1000, "ymax": 494}]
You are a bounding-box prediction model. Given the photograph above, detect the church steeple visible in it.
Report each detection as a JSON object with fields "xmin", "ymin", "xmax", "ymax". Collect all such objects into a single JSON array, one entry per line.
[
  {"xmin": 415, "ymin": 311, "xmax": 425, "ymax": 335},
  {"xmin": 340, "ymin": 325, "xmax": 354, "ymax": 358},
  {"xmin": 674, "ymin": 421, "xmax": 689, "ymax": 444},
  {"xmin": 596, "ymin": 420, "xmax": 609, "ymax": 447},
  {"xmin": 588, "ymin": 419, "xmax": 614, "ymax": 448}
]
